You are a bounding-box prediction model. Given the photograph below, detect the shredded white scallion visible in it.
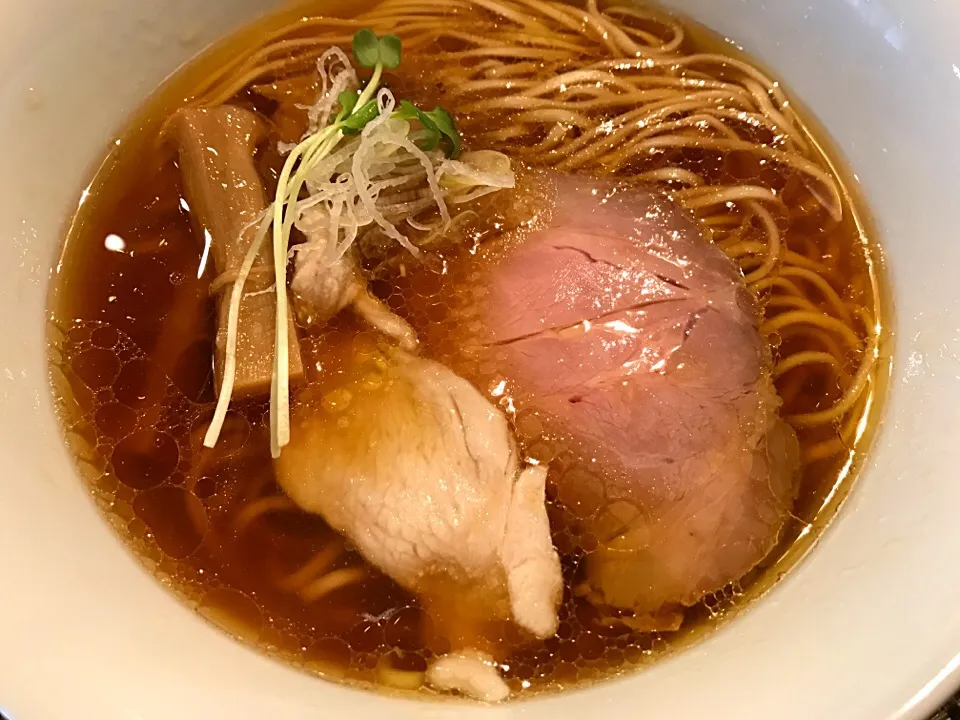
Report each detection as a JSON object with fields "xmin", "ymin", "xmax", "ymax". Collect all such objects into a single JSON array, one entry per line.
[
  {"xmin": 203, "ymin": 213, "xmax": 272, "ymax": 449},
  {"xmin": 307, "ymin": 48, "xmax": 358, "ymax": 135}
]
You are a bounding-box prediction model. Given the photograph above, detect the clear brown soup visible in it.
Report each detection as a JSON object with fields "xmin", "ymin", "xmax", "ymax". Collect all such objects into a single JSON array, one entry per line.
[{"xmin": 48, "ymin": 0, "xmax": 888, "ymax": 698}]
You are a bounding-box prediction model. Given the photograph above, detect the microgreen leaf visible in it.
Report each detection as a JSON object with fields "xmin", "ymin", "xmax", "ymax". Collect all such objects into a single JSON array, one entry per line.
[
  {"xmin": 415, "ymin": 127, "xmax": 442, "ymax": 152},
  {"xmin": 426, "ymin": 107, "xmax": 461, "ymax": 158},
  {"xmin": 338, "ymin": 90, "xmax": 359, "ymax": 117},
  {"xmin": 395, "ymin": 100, "xmax": 441, "ymax": 151},
  {"xmin": 378, "ymin": 34, "xmax": 402, "ymax": 69},
  {"xmin": 393, "ymin": 102, "xmax": 461, "ymax": 157},
  {"xmin": 352, "ymin": 28, "xmax": 380, "ymax": 69},
  {"xmin": 352, "ymin": 29, "xmax": 403, "ymax": 70},
  {"xmin": 341, "ymin": 99, "xmax": 380, "ymax": 134},
  {"xmin": 393, "ymin": 100, "xmax": 419, "ymax": 121}
]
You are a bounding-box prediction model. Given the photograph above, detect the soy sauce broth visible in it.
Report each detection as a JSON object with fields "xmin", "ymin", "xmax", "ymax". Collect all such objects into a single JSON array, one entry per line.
[{"xmin": 47, "ymin": 0, "xmax": 889, "ymax": 698}]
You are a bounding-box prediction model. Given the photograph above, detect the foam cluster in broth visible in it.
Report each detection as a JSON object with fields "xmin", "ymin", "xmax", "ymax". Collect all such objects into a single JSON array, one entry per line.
[{"xmin": 48, "ymin": 0, "xmax": 887, "ymax": 698}]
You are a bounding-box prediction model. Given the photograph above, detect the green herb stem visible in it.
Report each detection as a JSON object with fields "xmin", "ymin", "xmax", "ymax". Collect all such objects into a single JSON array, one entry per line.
[{"xmin": 355, "ymin": 64, "xmax": 383, "ymax": 110}]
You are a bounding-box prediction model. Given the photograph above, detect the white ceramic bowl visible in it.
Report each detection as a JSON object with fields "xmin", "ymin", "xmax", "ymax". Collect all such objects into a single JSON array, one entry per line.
[{"xmin": 2, "ymin": 1, "xmax": 959, "ymax": 718}]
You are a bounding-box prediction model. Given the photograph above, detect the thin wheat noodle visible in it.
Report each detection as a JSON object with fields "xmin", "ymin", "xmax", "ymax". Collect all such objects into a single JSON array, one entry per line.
[
  {"xmin": 279, "ymin": 543, "xmax": 346, "ymax": 592},
  {"xmin": 775, "ymin": 350, "xmax": 844, "ymax": 379},
  {"xmin": 206, "ymin": 56, "xmax": 320, "ymax": 109},
  {"xmin": 599, "ymin": 136, "xmax": 838, "ymax": 211},
  {"xmin": 449, "ymin": 45, "xmax": 575, "ymax": 61},
  {"xmin": 787, "ymin": 337, "xmax": 878, "ymax": 427},
  {"xmin": 763, "ymin": 310, "xmax": 861, "ymax": 349},
  {"xmin": 804, "ymin": 404, "xmax": 870, "ymax": 462},
  {"xmin": 533, "ymin": 105, "xmax": 655, "ymax": 163},
  {"xmin": 706, "ymin": 214, "xmax": 747, "ymax": 230},
  {"xmin": 804, "ymin": 438, "xmax": 849, "ymax": 464},
  {"xmin": 741, "ymin": 204, "xmax": 782, "ymax": 284},
  {"xmin": 481, "ymin": 124, "xmax": 532, "ymax": 142},
  {"xmin": 635, "ymin": 167, "xmax": 704, "ymax": 186},
  {"xmin": 765, "ymin": 295, "xmax": 821, "ymax": 314},
  {"xmin": 526, "ymin": 70, "xmax": 648, "ymax": 98},
  {"xmin": 449, "ymin": 78, "xmax": 537, "ymax": 96},
  {"xmin": 777, "ymin": 325, "xmax": 848, "ymax": 371},
  {"xmin": 253, "ymin": 16, "xmax": 362, "ymax": 53},
  {"xmin": 300, "ymin": 567, "xmax": 370, "ymax": 603},
  {"xmin": 582, "ymin": 65, "xmax": 735, "ymax": 93},
  {"xmin": 511, "ymin": 108, "xmax": 594, "ymax": 128},
  {"xmin": 740, "ymin": 77, "xmax": 797, "ymax": 133},
  {"xmin": 546, "ymin": 95, "xmax": 749, "ymax": 168},
  {"xmin": 700, "ymin": 107, "xmax": 805, "ymax": 152},
  {"xmin": 723, "ymin": 241, "xmax": 833, "ymax": 280},
  {"xmin": 183, "ymin": 18, "xmax": 334, "ymax": 102},
  {"xmin": 607, "ymin": 24, "xmax": 664, "ymax": 47},
  {"xmin": 457, "ymin": 92, "xmax": 658, "ymax": 114},
  {"xmin": 511, "ymin": 0, "xmax": 606, "ymax": 35},
  {"xmin": 751, "ymin": 274, "xmax": 812, "ymax": 298},
  {"xmin": 677, "ymin": 184, "xmax": 782, "ymax": 209},
  {"xmin": 779, "ymin": 265, "xmax": 854, "ymax": 326},
  {"xmin": 662, "ymin": 113, "xmax": 741, "ymax": 139},
  {"xmin": 360, "ymin": 0, "xmax": 471, "ymax": 18},
  {"xmin": 555, "ymin": 88, "xmax": 682, "ymax": 109},
  {"xmin": 252, "ymin": 36, "xmax": 345, "ymax": 66},
  {"xmin": 509, "ymin": 125, "xmax": 568, "ymax": 156},
  {"xmin": 435, "ymin": 28, "xmax": 590, "ymax": 53},
  {"xmin": 721, "ymin": 240, "xmax": 770, "ymax": 258},
  {"xmin": 550, "ymin": 2, "xmax": 620, "ymax": 55},
  {"xmin": 467, "ymin": 0, "xmax": 556, "ymax": 32},
  {"xmin": 586, "ymin": 0, "xmax": 641, "ymax": 56},
  {"xmin": 233, "ymin": 495, "xmax": 297, "ymax": 533},
  {"xmin": 782, "ymin": 250, "xmax": 835, "ymax": 277},
  {"xmin": 602, "ymin": 5, "xmax": 685, "ymax": 50},
  {"xmin": 477, "ymin": 60, "xmax": 542, "ymax": 79}
]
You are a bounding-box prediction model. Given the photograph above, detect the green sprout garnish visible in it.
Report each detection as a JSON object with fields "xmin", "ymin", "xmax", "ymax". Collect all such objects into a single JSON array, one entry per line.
[
  {"xmin": 427, "ymin": 107, "xmax": 461, "ymax": 159},
  {"xmin": 339, "ymin": 31, "xmax": 459, "ymax": 151},
  {"xmin": 395, "ymin": 101, "xmax": 462, "ymax": 159},
  {"xmin": 352, "ymin": 28, "xmax": 402, "ymax": 70},
  {"xmin": 341, "ymin": 99, "xmax": 380, "ymax": 135},
  {"xmin": 337, "ymin": 89, "xmax": 359, "ymax": 117}
]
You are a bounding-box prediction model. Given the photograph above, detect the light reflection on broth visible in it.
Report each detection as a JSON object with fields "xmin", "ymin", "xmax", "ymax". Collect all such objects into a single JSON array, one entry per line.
[{"xmin": 48, "ymin": 0, "xmax": 889, "ymax": 701}]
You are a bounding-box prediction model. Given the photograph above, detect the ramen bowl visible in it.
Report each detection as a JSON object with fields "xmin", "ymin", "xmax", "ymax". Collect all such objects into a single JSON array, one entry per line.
[{"xmin": 1, "ymin": 0, "xmax": 959, "ymax": 718}]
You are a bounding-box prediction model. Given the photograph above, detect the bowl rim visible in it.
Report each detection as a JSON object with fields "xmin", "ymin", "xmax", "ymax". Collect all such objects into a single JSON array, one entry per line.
[{"xmin": 4, "ymin": 0, "xmax": 960, "ymax": 718}]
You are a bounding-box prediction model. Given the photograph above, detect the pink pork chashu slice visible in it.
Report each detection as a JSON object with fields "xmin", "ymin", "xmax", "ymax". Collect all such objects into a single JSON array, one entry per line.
[
  {"xmin": 453, "ymin": 173, "xmax": 800, "ymax": 629},
  {"xmin": 274, "ymin": 335, "xmax": 562, "ymax": 700}
]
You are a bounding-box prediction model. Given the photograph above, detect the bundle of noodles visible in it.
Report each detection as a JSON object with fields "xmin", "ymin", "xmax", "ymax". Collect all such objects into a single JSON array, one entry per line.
[{"xmin": 181, "ymin": 0, "xmax": 882, "ymax": 484}]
